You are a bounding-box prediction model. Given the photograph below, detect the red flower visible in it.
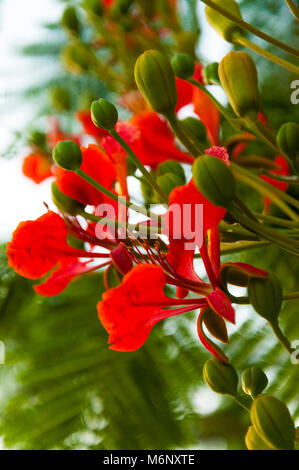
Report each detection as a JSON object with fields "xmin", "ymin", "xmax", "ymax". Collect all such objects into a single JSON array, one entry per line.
[
  {"xmin": 47, "ymin": 118, "xmax": 81, "ymax": 149},
  {"xmin": 77, "ymin": 110, "xmax": 110, "ymax": 140},
  {"xmin": 22, "ymin": 153, "xmax": 53, "ymax": 184},
  {"xmin": 261, "ymin": 156, "xmax": 290, "ymax": 211},
  {"xmin": 55, "ymin": 144, "xmax": 116, "ymax": 206},
  {"xmin": 98, "ymin": 264, "xmax": 206, "ymax": 352}
]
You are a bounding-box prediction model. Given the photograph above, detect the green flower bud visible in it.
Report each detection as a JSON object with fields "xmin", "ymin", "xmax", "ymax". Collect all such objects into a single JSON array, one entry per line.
[
  {"xmin": 61, "ymin": 6, "xmax": 81, "ymax": 37},
  {"xmin": 245, "ymin": 425, "xmax": 273, "ymax": 450},
  {"xmin": 157, "ymin": 173, "xmax": 183, "ymax": 197},
  {"xmin": 248, "ymin": 272, "xmax": 282, "ymax": 323},
  {"xmin": 181, "ymin": 117, "xmax": 207, "ymax": 145},
  {"xmin": 82, "ymin": 0, "xmax": 103, "ymax": 18},
  {"xmin": 277, "ymin": 122, "xmax": 299, "ymax": 160},
  {"xmin": 157, "ymin": 160, "xmax": 186, "ymax": 184},
  {"xmin": 61, "ymin": 43, "xmax": 92, "ymax": 74},
  {"xmin": 171, "ymin": 53, "xmax": 195, "ymax": 79},
  {"xmin": 242, "ymin": 366, "xmax": 268, "ymax": 399},
  {"xmin": 192, "ymin": 155, "xmax": 236, "ymax": 208},
  {"xmin": 27, "ymin": 130, "xmax": 47, "ymax": 149},
  {"xmin": 134, "ymin": 50, "xmax": 177, "ymax": 116},
  {"xmin": 91, "ymin": 98, "xmax": 118, "ymax": 130},
  {"xmin": 51, "ymin": 183, "xmax": 84, "ymax": 215},
  {"xmin": 219, "ymin": 51, "xmax": 260, "ymax": 118},
  {"xmin": 203, "ymin": 62, "xmax": 220, "ymax": 86},
  {"xmin": 175, "ymin": 31, "xmax": 198, "ymax": 57},
  {"xmin": 50, "ymin": 86, "xmax": 72, "ymax": 112},
  {"xmin": 53, "ymin": 140, "xmax": 82, "ymax": 171},
  {"xmin": 251, "ymin": 395, "xmax": 295, "ymax": 450},
  {"xmin": 203, "ymin": 357, "xmax": 238, "ymax": 396},
  {"xmin": 205, "ymin": 0, "xmax": 244, "ymax": 42}
]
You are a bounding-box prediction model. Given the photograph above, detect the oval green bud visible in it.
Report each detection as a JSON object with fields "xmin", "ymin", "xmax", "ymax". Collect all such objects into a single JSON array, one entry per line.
[
  {"xmin": 277, "ymin": 122, "xmax": 299, "ymax": 160},
  {"xmin": 82, "ymin": 0, "xmax": 103, "ymax": 17},
  {"xmin": 248, "ymin": 272, "xmax": 282, "ymax": 323},
  {"xmin": 245, "ymin": 425, "xmax": 273, "ymax": 450},
  {"xmin": 50, "ymin": 86, "xmax": 72, "ymax": 112},
  {"xmin": 181, "ymin": 117, "xmax": 207, "ymax": 144},
  {"xmin": 242, "ymin": 366, "xmax": 268, "ymax": 399},
  {"xmin": 205, "ymin": 0, "xmax": 244, "ymax": 42},
  {"xmin": 251, "ymin": 395, "xmax": 295, "ymax": 450},
  {"xmin": 192, "ymin": 155, "xmax": 236, "ymax": 208},
  {"xmin": 61, "ymin": 43, "xmax": 92, "ymax": 74},
  {"xmin": 91, "ymin": 98, "xmax": 118, "ymax": 130},
  {"xmin": 157, "ymin": 160, "xmax": 186, "ymax": 184},
  {"xmin": 27, "ymin": 130, "xmax": 47, "ymax": 149},
  {"xmin": 203, "ymin": 62, "xmax": 220, "ymax": 86},
  {"xmin": 53, "ymin": 140, "xmax": 82, "ymax": 171},
  {"xmin": 171, "ymin": 53, "xmax": 195, "ymax": 79},
  {"xmin": 62, "ymin": 6, "xmax": 80, "ymax": 36},
  {"xmin": 134, "ymin": 50, "xmax": 177, "ymax": 116},
  {"xmin": 203, "ymin": 357, "xmax": 238, "ymax": 396},
  {"xmin": 219, "ymin": 51, "xmax": 260, "ymax": 118},
  {"xmin": 157, "ymin": 173, "xmax": 183, "ymax": 197},
  {"xmin": 51, "ymin": 183, "xmax": 84, "ymax": 215}
]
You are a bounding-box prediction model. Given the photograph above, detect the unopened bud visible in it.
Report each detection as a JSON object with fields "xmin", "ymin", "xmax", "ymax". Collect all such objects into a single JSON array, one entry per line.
[
  {"xmin": 27, "ymin": 130, "xmax": 47, "ymax": 149},
  {"xmin": 51, "ymin": 183, "xmax": 84, "ymax": 215},
  {"xmin": 277, "ymin": 122, "xmax": 299, "ymax": 160},
  {"xmin": 251, "ymin": 395, "xmax": 295, "ymax": 450},
  {"xmin": 50, "ymin": 86, "xmax": 72, "ymax": 112},
  {"xmin": 203, "ymin": 357, "xmax": 238, "ymax": 396},
  {"xmin": 91, "ymin": 98, "xmax": 118, "ymax": 130},
  {"xmin": 134, "ymin": 50, "xmax": 177, "ymax": 116},
  {"xmin": 61, "ymin": 43, "xmax": 92, "ymax": 74},
  {"xmin": 242, "ymin": 366, "xmax": 268, "ymax": 399},
  {"xmin": 203, "ymin": 62, "xmax": 220, "ymax": 86},
  {"xmin": 245, "ymin": 425, "xmax": 273, "ymax": 450},
  {"xmin": 157, "ymin": 173, "xmax": 183, "ymax": 196},
  {"xmin": 175, "ymin": 31, "xmax": 198, "ymax": 57},
  {"xmin": 171, "ymin": 53, "xmax": 195, "ymax": 79},
  {"xmin": 61, "ymin": 6, "xmax": 81, "ymax": 37},
  {"xmin": 53, "ymin": 140, "xmax": 82, "ymax": 171},
  {"xmin": 219, "ymin": 51, "xmax": 260, "ymax": 118},
  {"xmin": 181, "ymin": 117, "xmax": 207, "ymax": 145},
  {"xmin": 157, "ymin": 160, "xmax": 186, "ymax": 184},
  {"xmin": 205, "ymin": 0, "xmax": 244, "ymax": 42},
  {"xmin": 192, "ymin": 154, "xmax": 236, "ymax": 208},
  {"xmin": 248, "ymin": 272, "xmax": 282, "ymax": 323}
]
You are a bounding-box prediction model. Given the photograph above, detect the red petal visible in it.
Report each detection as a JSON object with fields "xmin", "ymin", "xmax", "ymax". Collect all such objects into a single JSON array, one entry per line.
[
  {"xmin": 22, "ymin": 154, "xmax": 53, "ymax": 184},
  {"xmin": 77, "ymin": 110, "xmax": 110, "ymax": 140},
  {"xmin": 207, "ymin": 288, "xmax": 235, "ymax": 324},
  {"xmin": 193, "ymin": 87, "xmax": 220, "ymax": 145}
]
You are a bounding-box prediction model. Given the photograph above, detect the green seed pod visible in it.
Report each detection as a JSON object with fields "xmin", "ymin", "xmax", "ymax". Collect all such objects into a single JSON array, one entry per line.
[
  {"xmin": 242, "ymin": 366, "xmax": 268, "ymax": 399},
  {"xmin": 61, "ymin": 6, "xmax": 81, "ymax": 37},
  {"xmin": 27, "ymin": 130, "xmax": 47, "ymax": 149},
  {"xmin": 61, "ymin": 43, "xmax": 92, "ymax": 74},
  {"xmin": 219, "ymin": 51, "xmax": 260, "ymax": 118},
  {"xmin": 51, "ymin": 183, "xmax": 84, "ymax": 215},
  {"xmin": 203, "ymin": 357, "xmax": 238, "ymax": 396},
  {"xmin": 181, "ymin": 117, "xmax": 207, "ymax": 145},
  {"xmin": 157, "ymin": 160, "xmax": 186, "ymax": 184},
  {"xmin": 171, "ymin": 53, "xmax": 195, "ymax": 79},
  {"xmin": 157, "ymin": 173, "xmax": 183, "ymax": 197},
  {"xmin": 205, "ymin": 0, "xmax": 244, "ymax": 42},
  {"xmin": 192, "ymin": 155, "xmax": 236, "ymax": 208},
  {"xmin": 53, "ymin": 140, "xmax": 82, "ymax": 171},
  {"xmin": 91, "ymin": 98, "xmax": 118, "ymax": 130},
  {"xmin": 203, "ymin": 62, "xmax": 220, "ymax": 86},
  {"xmin": 50, "ymin": 87, "xmax": 72, "ymax": 112},
  {"xmin": 245, "ymin": 425, "xmax": 273, "ymax": 450},
  {"xmin": 248, "ymin": 272, "xmax": 282, "ymax": 323},
  {"xmin": 277, "ymin": 122, "xmax": 299, "ymax": 160},
  {"xmin": 251, "ymin": 395, "xmax": 295, "ymax": 450},
  {"xmin": 134, "ymin": 50, "xmax": 177, "ymax": 116},
  {"xmin": 82, "ymin": 0, "xmax": 103, "ymax": 18}
]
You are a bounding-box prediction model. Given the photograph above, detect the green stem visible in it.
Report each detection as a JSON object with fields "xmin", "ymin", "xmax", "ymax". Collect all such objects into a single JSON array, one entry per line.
[
  {"xmin": 227, "ymin": 202, "xmax": 299, "ymax": 255},
  {"xmin": 199, "ymin": 0, "xmax": 299, "ymax": 58},
  {"xmin": 236, "ymin": 37, "xmax": 299, "ymax": 74},
  {"xmin": 231, "ymin": 162, "xmax": 299, "ymax": 220},
  {"xmin": 270, "ymin": 321, "xmax": 294, "ymax": 355},
  {"xmin": 166, "ymin": 111, "xmax": 203, "ymax": 156},
  {"xmin": 110, "ymin": 129, "xmax": 169, "ymax": 204},
  {"xmin": 254, "ymin": 212, "xmax": 299, "ymax": 229},
  {"xmin": 232, "ymin": 394, "xmax": 251, "ymax": 412},
  {"xmin": 285, "ymin": 0, "xmax": 299, "ymax": 21},
  {"xmin": 188, "ymin": 78, "xmax": 243, "ymax": 132}
]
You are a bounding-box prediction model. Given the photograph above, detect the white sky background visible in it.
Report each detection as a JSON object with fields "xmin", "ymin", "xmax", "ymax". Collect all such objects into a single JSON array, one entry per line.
[{"xmin": 0, "ymin": 0, "xmax": 229, "ymax": 242}]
